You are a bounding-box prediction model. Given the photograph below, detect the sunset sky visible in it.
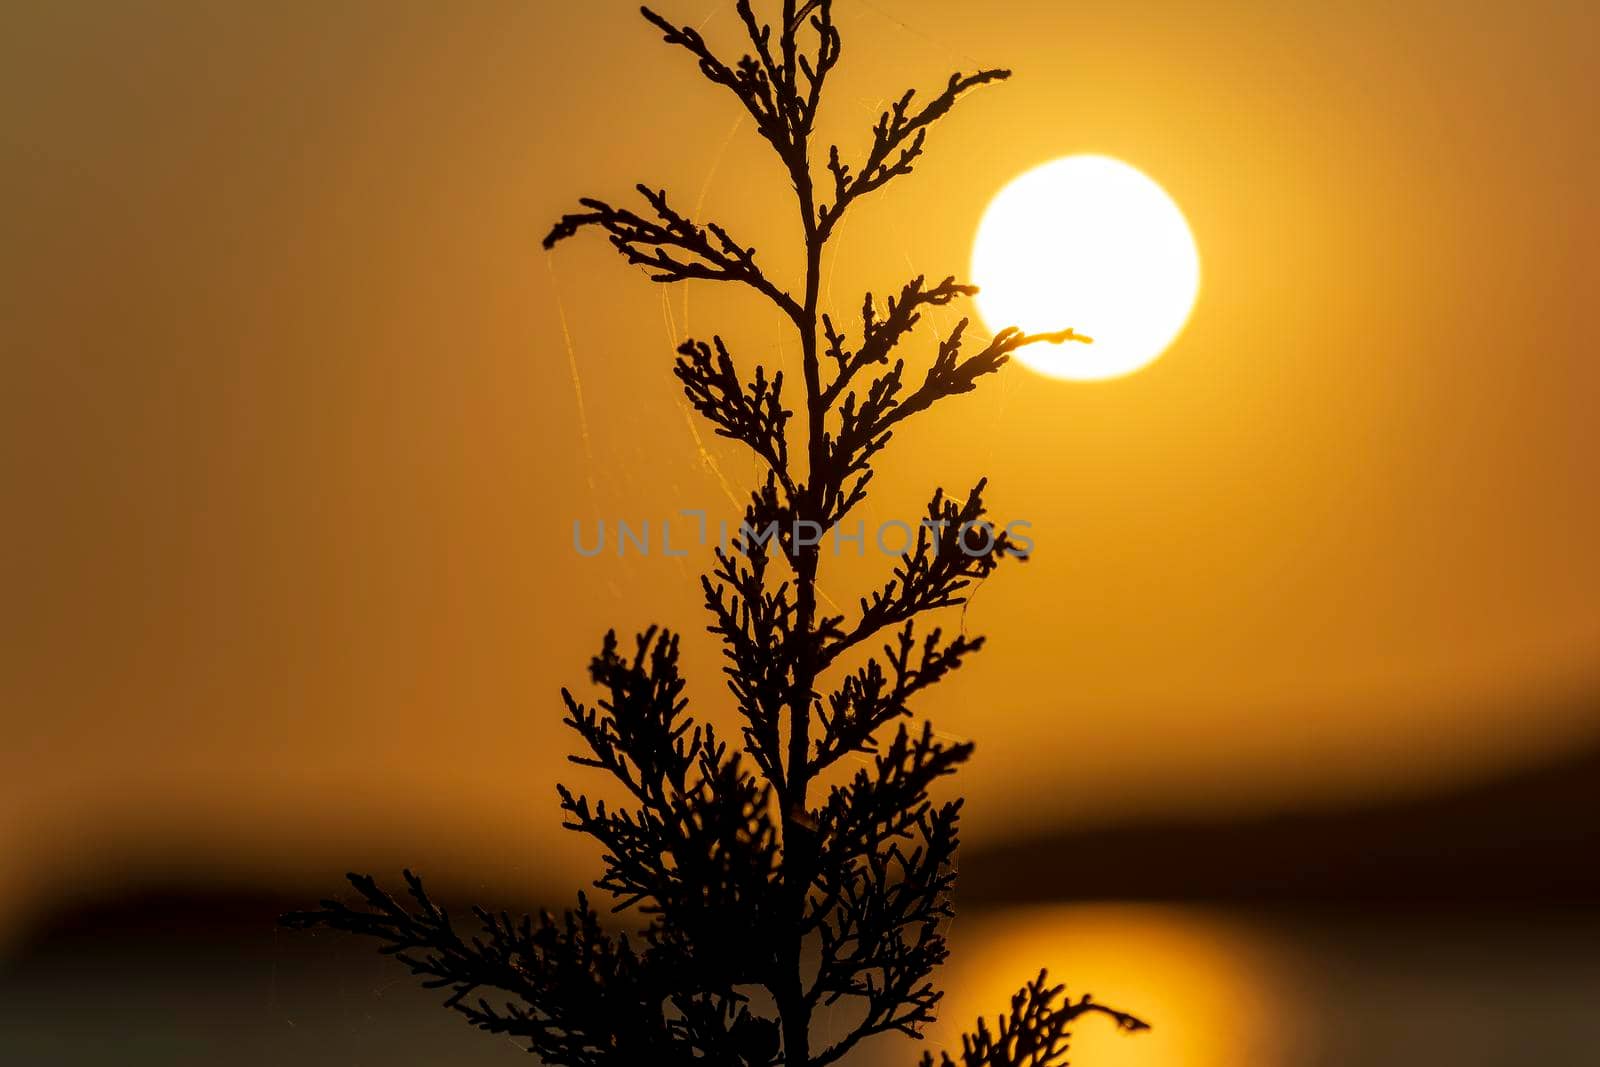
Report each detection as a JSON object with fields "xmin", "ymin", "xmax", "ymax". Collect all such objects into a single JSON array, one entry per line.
[{"xmin": 2, "ymin": 0, "xmax": 1597, "ymax": 947}]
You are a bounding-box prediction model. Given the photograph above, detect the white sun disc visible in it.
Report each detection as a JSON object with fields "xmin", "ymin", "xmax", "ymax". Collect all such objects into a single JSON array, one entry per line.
[{"xmin": 972, "ymin": 155, "xmax": 1200, "ymax": 380}]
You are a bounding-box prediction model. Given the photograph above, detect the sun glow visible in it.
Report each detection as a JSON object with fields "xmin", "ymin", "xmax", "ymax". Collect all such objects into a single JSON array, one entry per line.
[
  {"xmin": 972, "ymin": 155, "xmax": 1200, "ymax": 380},
  {"xmin": 938, "ymin": 905, "xmax": 1302, "ymax": 1067}
]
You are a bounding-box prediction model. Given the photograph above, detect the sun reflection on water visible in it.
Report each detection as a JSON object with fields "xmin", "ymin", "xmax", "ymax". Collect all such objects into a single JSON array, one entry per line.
[{"xmin": 926, "ymin": 904, "xmax": 1309, "ymax": 1067}]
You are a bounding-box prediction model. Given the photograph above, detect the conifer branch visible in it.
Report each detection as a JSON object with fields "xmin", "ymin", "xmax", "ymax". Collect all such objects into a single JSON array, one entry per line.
[
  {"xmin": 543, "ymin": 184, "xmax": 799, "ymax": 320},
  {"xmin": 820, "ymin": 69, "xmax": 1013, "ymax": 238},
  {"xmin": 676, "ymin": 337, "xmax": 797, "ymax": 499},
  {"xmin": 293, "ymin": 5, "xmax": 1144, "ymax": 1065},
  {"xmin": 918, "ymin": 971, "xmax": 1151, "ymax": 1067},
  {"xmin": 825, "ymin": 482, "xmax": 1019, "ymax": 667}
]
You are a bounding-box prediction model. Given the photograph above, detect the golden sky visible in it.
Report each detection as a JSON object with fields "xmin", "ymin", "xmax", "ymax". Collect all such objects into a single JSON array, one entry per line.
[{"xmin": 2, "ymin": 0, "xmax": 1597, "ymax": 931}]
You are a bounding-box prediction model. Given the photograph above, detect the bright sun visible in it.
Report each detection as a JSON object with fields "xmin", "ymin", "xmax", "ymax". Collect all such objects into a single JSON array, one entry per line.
[{"xmin": 971, "ymin": 155, "xmax": 1200, "ymax": 381}]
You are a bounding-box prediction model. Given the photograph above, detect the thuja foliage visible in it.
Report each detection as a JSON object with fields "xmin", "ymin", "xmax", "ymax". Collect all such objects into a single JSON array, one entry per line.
[{"xmin": 286, "ymin": 4, "xmax": 1149, "ymax": 1064}]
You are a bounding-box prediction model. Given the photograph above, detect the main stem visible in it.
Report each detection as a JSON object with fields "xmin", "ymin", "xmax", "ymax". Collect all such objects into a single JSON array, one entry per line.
[{"xmin": 778, "ymin": 138, "xmax": 825, "ymax": 1067}]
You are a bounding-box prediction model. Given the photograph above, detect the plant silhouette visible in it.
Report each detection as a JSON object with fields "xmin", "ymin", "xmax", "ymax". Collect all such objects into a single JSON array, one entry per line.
[{"xmin": 286, "ymin": 3, "xmax": 1149, "ymax": 1064}]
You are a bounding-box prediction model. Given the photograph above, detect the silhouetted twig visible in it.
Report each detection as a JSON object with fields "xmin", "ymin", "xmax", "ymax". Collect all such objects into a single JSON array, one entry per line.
[{"xmin": 288, "ymin": 4, "xmax": 1141, "ymax": 1065}]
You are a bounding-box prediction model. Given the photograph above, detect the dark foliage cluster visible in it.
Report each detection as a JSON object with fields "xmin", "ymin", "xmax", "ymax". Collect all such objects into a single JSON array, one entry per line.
[{"xmin": 287, "ymin": 3, "xmax": 1147, "ymax": 1064}]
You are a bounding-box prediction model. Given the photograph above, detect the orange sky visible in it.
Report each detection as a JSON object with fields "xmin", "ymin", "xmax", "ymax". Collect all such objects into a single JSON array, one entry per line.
[{"xmin": 2, "ymin": 1, "xmax": 1597, "ymax": 933}]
